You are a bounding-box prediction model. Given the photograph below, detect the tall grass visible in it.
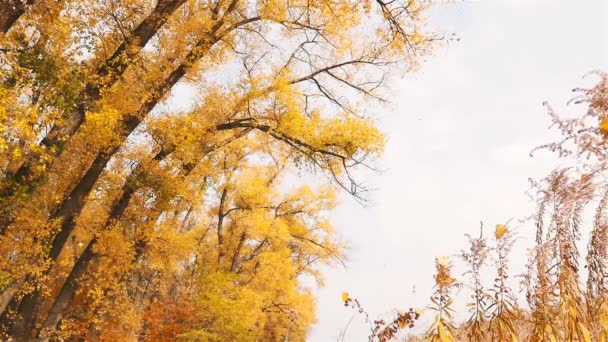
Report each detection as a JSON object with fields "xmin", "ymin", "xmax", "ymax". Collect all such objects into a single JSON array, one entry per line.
[{"xmin": 344, "ymin": 72, "xmax": 608, "ymax": 341}]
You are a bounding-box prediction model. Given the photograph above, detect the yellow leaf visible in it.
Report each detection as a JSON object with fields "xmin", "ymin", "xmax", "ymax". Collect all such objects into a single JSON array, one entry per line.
[
  {"xmin": 545, "ymin": 325, "xmax": 557, "ymax": 342},
  {"xmin": 495, "ymin": 224, "xmax": 508, "ymax": 239},
  {"xmin": 341, "ymin": 292, "xmax": 349, "ymax": 303},
  {"xmin": 578, "ymin": 322, "xmax": 591, "ymax": 342},
  {"xmin": 600, "ymin": 117, "xmax": 608, "ymax": 133},
  {"xmin": 601, "ymin": 312, "xmax": 608, "ymax": 330},
  {"xmin": 438, "ymin": 322, "xmax": 448, "ymax": 342},
  {"xmin": 570, "ymin": 304, "xmax": 577, "ymax": 317}
]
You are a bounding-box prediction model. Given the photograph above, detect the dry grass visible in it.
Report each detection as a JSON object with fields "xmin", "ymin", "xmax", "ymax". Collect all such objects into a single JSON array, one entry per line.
[{"xmin": 344, "ymin": 72, "xmax": 608, "ymax": 342}]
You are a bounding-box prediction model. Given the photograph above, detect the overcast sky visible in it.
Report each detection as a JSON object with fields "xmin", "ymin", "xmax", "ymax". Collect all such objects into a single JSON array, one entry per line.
[{"xmin": 309, "ymin": 1, "xmax": 608, "ymax": 341}]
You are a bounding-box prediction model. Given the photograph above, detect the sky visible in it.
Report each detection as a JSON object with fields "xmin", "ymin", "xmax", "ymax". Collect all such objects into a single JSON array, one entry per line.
[{"xmin": 308, "ymin": 1, "xmax": 608, "ymax": 341}]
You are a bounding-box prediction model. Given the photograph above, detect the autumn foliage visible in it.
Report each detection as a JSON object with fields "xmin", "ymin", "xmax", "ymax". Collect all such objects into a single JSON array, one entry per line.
[{"xmin": 0, "ymin": 0, "xmax": 435, "ymax": 340}]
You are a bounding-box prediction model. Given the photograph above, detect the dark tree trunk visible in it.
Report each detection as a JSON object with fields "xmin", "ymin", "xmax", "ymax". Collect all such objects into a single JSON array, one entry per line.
[
  {"xmin": 0, "ymin": 0, "xmax": 35, "ymax": 33},
  {"xmin": 35, "ymin": 0, "xmax": 188, "ymax": 154},
  {"xmin": 36, "ymin": 149, "xmax": 170, "ymax": 336},
  {"xmin": 0, "ymin": 0, "xmax": 188, "ymax": 231},
  {"xmin": 2, "ymin": 5, "xmax": 242, "ymax": 337}
]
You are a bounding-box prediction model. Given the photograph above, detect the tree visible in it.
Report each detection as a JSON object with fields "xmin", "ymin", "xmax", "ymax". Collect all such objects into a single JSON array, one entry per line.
[{"xmin": 0, "ymin": 0, "xmax": 434, "ymax": 339}]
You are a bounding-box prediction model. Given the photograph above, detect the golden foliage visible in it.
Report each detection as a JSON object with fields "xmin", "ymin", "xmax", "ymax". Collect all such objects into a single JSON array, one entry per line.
[{"xmin": 0, "ymin": 0, "xmax": 435, "ymax": 340}]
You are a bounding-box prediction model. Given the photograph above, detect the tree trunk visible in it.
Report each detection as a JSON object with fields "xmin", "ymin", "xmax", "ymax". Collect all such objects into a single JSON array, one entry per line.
[
  {"xmin": 35, "ymin": 0, "xmax": 188, "ymax": 154},
  {"xmin": 0, "ymin": 0, "xmax": 188, "ymax": 232},
  {"xmin": 3, "ymin": 6, "xmax": 242, "ymax": 336},
  {"xmin": 0, "ymin": 0, "xmax": 35, "ymax": 33},
  {"xmin": 39, "ymin": 32, "xmax": 219, "ymax": 271},
  {"xmin": 37, "ymin": 240, "xmax": 95, "ymax": 341},
  {"xmin": 0, "ymin": 277, "xmax": 24, "ymax": 315},
  {"xmin": 36, "ymin": 149, "xmax": 169, "ymax": 337}
]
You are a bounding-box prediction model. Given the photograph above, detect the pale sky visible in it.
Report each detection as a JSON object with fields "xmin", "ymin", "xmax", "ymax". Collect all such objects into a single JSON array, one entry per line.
[{"xmin": 309, "ymin": 1, "xmax": 608, "ymax": 341}]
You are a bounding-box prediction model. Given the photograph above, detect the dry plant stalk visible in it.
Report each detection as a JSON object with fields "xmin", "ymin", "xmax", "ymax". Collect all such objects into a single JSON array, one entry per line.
[
  {"xmin": 341, "ymin": 292, "xmax": 419, "ymax": 342},
  {"xmin": 425, "ymin": 256, "xmax": 458, "ymax": 342},
  {"xmin": 461, "ymin": 224, "xmax": 489, "ymax": 342},
  {"xmin": 348, "ymin": 73, "xmax": 608, "ymax": 341}
]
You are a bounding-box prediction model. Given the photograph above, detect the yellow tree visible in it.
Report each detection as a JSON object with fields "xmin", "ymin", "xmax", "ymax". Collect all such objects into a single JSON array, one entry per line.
[{"xmin": 0, "ymin": 0, "xmax": 435, "ymax": 340}]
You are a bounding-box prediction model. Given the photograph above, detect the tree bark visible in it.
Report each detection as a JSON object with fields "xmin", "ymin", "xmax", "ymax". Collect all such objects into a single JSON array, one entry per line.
[
  {"xmin": 0, "ymin": 0, "xmax": 35, "ymax": 33},
  {"xmin": 0, "ymin": 277, "xmax": 24, "ymax": 316}
]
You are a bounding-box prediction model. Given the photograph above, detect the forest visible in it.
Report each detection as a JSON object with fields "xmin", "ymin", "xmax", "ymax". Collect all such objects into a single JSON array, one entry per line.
[{"xmin": 0, "ymin": 0, "xmax": 606, "ymax": 341}]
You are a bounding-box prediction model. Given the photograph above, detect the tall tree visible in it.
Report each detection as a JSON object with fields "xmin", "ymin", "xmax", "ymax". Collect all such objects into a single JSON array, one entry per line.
[{"xmin": 0, "ymin": 0, "xmax": 435, "ymax": 339}]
